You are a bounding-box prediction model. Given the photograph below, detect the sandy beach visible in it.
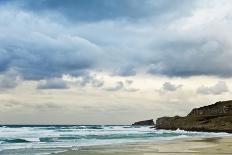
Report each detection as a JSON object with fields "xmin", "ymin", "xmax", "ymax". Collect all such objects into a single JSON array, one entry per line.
[{"xmin": 54, "ymin": 136, "xmax": 232, "ymax": 155}]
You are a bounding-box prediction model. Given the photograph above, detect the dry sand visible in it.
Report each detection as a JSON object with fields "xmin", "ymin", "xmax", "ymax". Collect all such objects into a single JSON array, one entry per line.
[{"xmin": 54, "ymin": 136, "xmax": 232, "ymax": 155}]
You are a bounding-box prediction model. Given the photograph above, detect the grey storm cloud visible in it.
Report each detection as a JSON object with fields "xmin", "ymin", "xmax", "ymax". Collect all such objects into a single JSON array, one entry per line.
[
  {"xmin": 0, "ymin": 70, "xmax": 22, "ymax": 90},
  {"xmin": 10, "ymin": 0, "xmax": 196, "ymax": 22},
  {"xmin": 162, "ymin": 82, "xmax": 182, "ymax": 92},
  {"xmin": 37, "ymin": 78, "xmax": 69, "ymax": 89},
  {"xmin": 75, "ymin": 74, "xmax": 104, "ymax": 88},
  {"xmin": 196, "ymin": 81, "xmax": 229, "ymax": 95},
  {"xmin": 104, "ymin": 81, "xmax": 138, "ymax": 92},
  {"xmin": 113, "ymin": 65, "xmax": 137, "ymax": 77},
  {"xmin": 148, "ymin": 39, "xmax": 232, "ymax": 77},
  {"xmin": 125, "ymin": 80, "xmax": 133, "ymax": 85},
  {"xmin": 0, "ymin": 6, "xmax": 102, "ymax": 80},
  {"xmin": 105, "ymin": 81, "xmax": 124, "ymax": 91},
  {"xmin": 0, "ymin": 0, "xmax": 232, "ymax": 85}
]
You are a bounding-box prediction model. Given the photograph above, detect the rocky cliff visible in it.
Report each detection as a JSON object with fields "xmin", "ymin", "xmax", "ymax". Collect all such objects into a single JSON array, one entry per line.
[
  {"xmin": 132, "ymin": 119, "xmax": 154, "ymax": 126},
  {"xmin": 156, "ymin": 100, "xmax": 232, "ymax": 132}
]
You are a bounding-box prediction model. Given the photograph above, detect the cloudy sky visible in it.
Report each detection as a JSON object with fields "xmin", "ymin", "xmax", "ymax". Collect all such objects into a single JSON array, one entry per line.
[{"xmin": 0, "ymin": 0, "xmax": 232, "ymax": 125}]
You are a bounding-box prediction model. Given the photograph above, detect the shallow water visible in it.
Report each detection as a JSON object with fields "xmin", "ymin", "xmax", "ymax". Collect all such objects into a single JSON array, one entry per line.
[{"xmin": 0, "ymin": 125, "xmax": 229, "ymax": 155}]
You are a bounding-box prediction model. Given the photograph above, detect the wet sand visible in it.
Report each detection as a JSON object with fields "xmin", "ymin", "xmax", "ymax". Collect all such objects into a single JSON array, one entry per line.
[{"xmin": 54, "ymin": 136, "xmax": 232, "ymax": 155}]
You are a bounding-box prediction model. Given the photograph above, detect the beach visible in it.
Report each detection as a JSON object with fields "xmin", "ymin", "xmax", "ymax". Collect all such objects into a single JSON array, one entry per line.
[
  {"xmin": 0, "ymin": 125, "xmax": 231, "ymax": 155},
  {"xmin": 55, "ymin": 136, "xmax": 232, "ymax": 155}
]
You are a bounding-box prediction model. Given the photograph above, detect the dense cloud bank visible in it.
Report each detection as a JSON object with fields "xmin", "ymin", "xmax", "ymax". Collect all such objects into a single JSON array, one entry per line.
[
  {"xmin": 10, "ymin": 0, "xmax": 196, "ymax": 22},
  {"xmin": 0, "ymin": 0, "xmax": 232, "ymax": 85}
]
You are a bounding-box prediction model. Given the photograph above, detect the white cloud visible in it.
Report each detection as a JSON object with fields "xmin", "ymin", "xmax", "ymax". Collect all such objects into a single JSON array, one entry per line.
[{"xmin": 196, "ymin": 81, "xmax": 229, "ymax": 95}]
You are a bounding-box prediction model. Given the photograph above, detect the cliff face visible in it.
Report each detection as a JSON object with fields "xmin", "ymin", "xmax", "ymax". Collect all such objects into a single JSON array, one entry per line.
[
  {"xmin": 156, "ymin": 100, "xmax": 232, "ymax": 132},
  {"xmin": 188, "ymin": 101, "xmax": 232, "ymax": 116},
  {"xmin": 132, "ymin": 119, "xmax": 154, "ymax": 126}
]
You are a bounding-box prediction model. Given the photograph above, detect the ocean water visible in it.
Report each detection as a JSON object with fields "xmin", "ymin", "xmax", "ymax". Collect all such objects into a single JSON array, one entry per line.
[{"xmin": 0, "ymin": 125, "xmax": 229, "ymax": 155}]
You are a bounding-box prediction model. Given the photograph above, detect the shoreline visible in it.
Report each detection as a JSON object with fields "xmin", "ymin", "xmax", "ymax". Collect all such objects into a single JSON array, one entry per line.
[{"xmin": 54, "ymin": 135, "xmax": 232, "ymax": 155}]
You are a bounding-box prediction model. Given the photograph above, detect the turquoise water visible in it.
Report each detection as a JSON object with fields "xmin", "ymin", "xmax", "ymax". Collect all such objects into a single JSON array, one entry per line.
[{"xmin": 0, "ymin": 125, "xmax": 229, "ymax": 155}]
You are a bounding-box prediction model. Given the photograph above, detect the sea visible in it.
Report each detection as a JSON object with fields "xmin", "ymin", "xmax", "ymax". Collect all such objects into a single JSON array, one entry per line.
[{"xmin": 0, "ymin": 125, "xmax": 229, "ymax": 155}]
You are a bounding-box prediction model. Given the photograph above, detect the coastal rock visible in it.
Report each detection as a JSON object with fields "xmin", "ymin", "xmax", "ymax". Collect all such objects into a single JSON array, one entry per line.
[
  {"xmin": 132, "ymin": 119, "xmax": 154, "ymax": 126},
  {"xmin": 156, "ymin": 100, "xmax": 232, "ymax": 132}
]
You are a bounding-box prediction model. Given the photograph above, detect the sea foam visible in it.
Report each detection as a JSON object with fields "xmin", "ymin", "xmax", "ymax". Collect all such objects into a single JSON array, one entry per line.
[{"xmin": 0, "ymin": 125, "xmax": 229, "ymax": 154}]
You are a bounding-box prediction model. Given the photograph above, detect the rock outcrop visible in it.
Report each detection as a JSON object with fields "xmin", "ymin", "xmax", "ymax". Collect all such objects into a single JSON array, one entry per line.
[
  {"xmin": 132, "ymin": 119, "xmax": 154, "ymax": 126},
  {"xmin": 156, "ymin": 100, "xmax": 232, "ymax": 133}
]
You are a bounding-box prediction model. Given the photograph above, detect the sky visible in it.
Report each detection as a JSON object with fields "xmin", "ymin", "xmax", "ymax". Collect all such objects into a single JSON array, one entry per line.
[{"xmin": 0, "ymin": 0, "xmax": 232, "ymax": 125}]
